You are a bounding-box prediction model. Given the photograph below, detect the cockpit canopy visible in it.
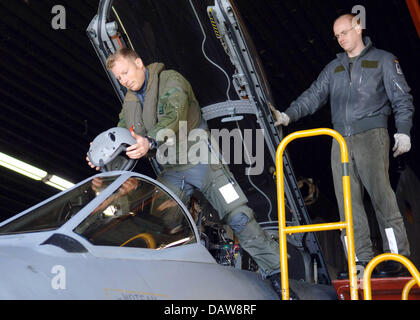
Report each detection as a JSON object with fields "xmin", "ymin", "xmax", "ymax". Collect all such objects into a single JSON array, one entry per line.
[{"xmin": 0, "ymin": 173, "xmax": 197, "ymax": 250}]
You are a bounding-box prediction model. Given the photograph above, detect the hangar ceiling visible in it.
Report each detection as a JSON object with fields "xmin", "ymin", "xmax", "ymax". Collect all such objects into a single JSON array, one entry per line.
[{"xmin": 0, "ymin": 0, "xmax": 419, "ymax": 222}]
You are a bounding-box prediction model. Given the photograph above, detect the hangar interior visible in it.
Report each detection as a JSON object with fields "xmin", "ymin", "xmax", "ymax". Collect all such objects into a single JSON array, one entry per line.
[{"xmin": 0, "ymin": 0, "xmax": 419, "ymax": 280}]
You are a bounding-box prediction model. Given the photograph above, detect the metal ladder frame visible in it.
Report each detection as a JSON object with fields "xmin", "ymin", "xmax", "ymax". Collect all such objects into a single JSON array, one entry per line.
[{"xmin": 276, "ymin": 128, "xmax": 358, "ymax": 300}]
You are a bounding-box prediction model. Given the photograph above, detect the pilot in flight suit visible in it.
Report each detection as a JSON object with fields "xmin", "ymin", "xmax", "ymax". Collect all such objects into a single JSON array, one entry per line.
[{"xmin": 105, "ymin": 48, "xmax": 284, "ymax": 290}]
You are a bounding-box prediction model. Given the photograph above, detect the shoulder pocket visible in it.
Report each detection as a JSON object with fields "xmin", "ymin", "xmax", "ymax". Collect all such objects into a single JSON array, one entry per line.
[{"xmin": 158, "ymin": 87, "xmax": 181, "ymax": 115}]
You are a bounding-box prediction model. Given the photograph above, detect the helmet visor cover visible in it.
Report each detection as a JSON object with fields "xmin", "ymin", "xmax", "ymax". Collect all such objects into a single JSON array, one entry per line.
[{"xmin": 87, "ymin": 127, "xmax": 137, "ymax": 172}]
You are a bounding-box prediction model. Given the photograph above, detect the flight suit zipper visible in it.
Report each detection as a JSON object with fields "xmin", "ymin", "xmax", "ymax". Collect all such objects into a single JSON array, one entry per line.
[
  {"xmin": 344, "ymin": 66, "xmax": 353, "ymax": 136},
  {"xmin": 393, "ymin": 79, "xmax": 405, "ymax": 93},
  {"xmin": 344, "ymin": 55, "xmax": 361, "ymax": 136}
]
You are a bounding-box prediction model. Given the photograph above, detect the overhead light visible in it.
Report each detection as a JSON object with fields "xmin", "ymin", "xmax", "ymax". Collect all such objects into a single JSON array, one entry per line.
[
  {"xmin": 0, "ymin": 152, "xmax": 74, "ymax": 191},
  {"xmin": 0, "ymin": 152, "xmax": 47, "ymax": 180},
  {"xmin": 43, "ymin": 174, "xmax": 75, "ymax": 191}
]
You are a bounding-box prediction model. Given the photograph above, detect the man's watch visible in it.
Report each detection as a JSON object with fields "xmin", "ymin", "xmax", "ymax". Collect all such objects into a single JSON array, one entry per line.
[{"xmin": 145, "ymin": 136, "xmax": 158, "ymax": 150}]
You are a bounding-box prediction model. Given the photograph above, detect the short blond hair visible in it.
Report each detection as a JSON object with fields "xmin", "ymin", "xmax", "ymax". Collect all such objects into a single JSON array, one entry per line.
[{"xmin": 106, "ymin": 47, "xmax": 140, "ymax": 70}]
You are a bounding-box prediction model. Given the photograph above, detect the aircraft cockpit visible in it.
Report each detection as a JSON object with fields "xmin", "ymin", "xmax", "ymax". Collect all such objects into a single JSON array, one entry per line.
[
  {"xmin": 0, "ymin": 173, "xmax": 197, "ymax": 251},
  {"xmin": 0, "ymin": 172, "xmax": 280, "ymax": 300}
]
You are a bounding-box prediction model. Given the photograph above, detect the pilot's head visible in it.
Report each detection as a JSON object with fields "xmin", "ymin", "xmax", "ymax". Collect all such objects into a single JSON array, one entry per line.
[
  {"xmin": 333, "ymin": 14, "xmax": 364, "ymax": 56},
  {"xmin": 106, "ymin": 48, "xmax": 146, "ymax": 91}
]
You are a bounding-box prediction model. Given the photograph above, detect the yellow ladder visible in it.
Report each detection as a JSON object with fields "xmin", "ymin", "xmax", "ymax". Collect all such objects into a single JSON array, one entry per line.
[
  {"xmin": 276, "ymin": 128, "xmax": 358, "ymax": 300},
  {"xmin": 276, "ymin": 128, "xmax": 420, "ymax": 300}
]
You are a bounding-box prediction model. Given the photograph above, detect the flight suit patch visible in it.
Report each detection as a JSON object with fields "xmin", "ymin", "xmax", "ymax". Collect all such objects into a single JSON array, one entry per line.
[
  {"xmin": 394, "ymin": 59, "xmax": 403, "ymax": 75},
  {"xmin": 334, "ymin": 65, "xmax": 345, "ymax": 73},
  {"xmin": 361, "ymin": 60, "xmax": 378, "ymax": 68}
]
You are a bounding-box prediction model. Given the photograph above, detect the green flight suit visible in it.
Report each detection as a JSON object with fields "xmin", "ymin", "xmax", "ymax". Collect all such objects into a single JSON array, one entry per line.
[{"xmin": 117, "ymin": 63, "xmax": 281, "ymax": 276}]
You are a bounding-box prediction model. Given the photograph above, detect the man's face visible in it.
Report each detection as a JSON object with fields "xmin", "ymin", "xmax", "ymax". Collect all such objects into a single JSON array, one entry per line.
[
  {"xmin": 333, "ymin": 17, "xmax": 362, "ymax": 53},
  {"xmin": 111, "ymin": 56, "xmax": 145, "ymax": 91}
]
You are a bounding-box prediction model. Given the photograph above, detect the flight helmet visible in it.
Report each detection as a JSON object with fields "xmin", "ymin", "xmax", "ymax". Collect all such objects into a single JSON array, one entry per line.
[{"xmin": 87, "ymin": 127, "xmax": 137, "ymax": 172}]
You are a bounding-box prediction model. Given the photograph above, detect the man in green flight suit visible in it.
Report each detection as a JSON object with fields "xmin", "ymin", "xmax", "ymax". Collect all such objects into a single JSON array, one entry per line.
[{"xmin": 90, "ymin": 47, "xmax": 291, "ymax": 297}]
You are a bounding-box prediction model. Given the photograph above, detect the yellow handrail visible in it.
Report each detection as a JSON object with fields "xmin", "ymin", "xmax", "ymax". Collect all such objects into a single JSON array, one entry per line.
[
  {"xmin": 363, "ymin": 253, "xmax": 420, "ymax": 300},
  {"xmin": 402, "ymin": 278, "xmax": 418, "ymax": 300},
  {"xmin": 276, "ymin": 128, "xmax": 358, "ymax": 300}
]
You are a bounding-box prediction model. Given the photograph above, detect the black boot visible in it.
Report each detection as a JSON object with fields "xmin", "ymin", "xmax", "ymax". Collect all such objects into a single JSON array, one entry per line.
[
  {"xmin": 268, "ymin": 273, "xmax": 299, "ymax": 300},
  {"xmin": 376, "ymin": 260, "xmax": 405, "ymax": 278}
]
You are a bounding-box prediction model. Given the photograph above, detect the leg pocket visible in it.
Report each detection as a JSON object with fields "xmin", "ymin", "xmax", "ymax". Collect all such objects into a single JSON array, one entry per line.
[{"xmin": 201, "ymin": 165, "xmax": 248, "ymax": 219}]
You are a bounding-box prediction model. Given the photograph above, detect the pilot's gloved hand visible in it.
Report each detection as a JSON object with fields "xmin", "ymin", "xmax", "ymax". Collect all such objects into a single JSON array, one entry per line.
[
  {"xmin": 273, "ymin": 110, "xmax": 290, "ymax": 127},
  {"xmin": 392, "ymin": 133, "xmax": 411, "ymax": 157}
]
